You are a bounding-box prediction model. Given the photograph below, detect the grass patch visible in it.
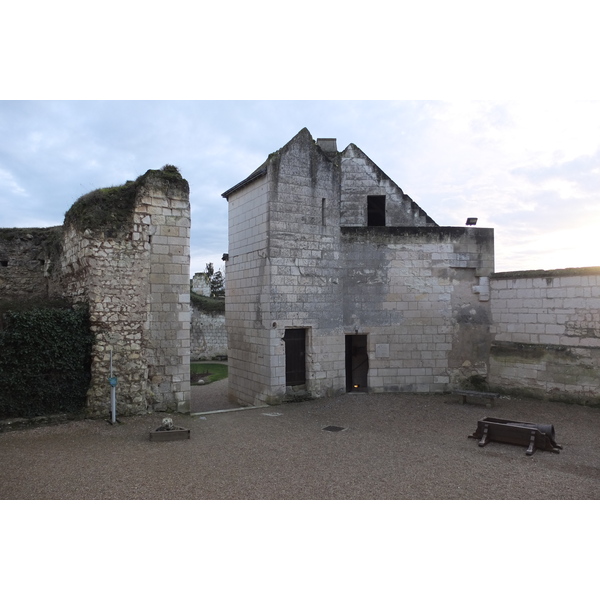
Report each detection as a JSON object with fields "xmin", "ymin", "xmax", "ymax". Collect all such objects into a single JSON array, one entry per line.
[{"xmin": 191, "ymin": 362, "xmax": 228, "ymax": 385}]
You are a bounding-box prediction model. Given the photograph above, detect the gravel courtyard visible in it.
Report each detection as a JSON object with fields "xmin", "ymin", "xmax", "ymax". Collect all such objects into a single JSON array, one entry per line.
[{"xmin": 2, "ymin": 384, "xmax": 600, "ymax": 500}]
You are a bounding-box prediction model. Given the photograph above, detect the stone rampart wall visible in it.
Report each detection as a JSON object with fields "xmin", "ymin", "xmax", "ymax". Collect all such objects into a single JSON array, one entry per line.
[
  {"xmin": 489, "ymin": 267, "xmax": 600, "ymax": 404},
  {"xmin": 59, "ymin": 221, "xmax": 152, "ymax": 415},
  {"xmin": 191, "ymin": 306, "xmax": 227, "ymax": 360},
  {"xmin": 138, "ymin": 174, "xmax": 191, "ymax": 413},
  {"xmin": 0, "ymin": 227, "xmax": 62, "ymax": 300}
]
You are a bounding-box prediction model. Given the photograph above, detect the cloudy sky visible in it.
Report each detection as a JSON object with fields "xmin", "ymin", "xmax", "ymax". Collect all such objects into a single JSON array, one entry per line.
[{"xmin": 1, "ymin": 99, "xmax": 599, "ymax": 275}]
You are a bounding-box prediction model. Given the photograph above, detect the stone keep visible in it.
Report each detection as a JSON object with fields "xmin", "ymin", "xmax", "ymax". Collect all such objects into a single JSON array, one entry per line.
[{"xmin": 222, "ymin": 128, "xmax": 495, "ymax": 406}]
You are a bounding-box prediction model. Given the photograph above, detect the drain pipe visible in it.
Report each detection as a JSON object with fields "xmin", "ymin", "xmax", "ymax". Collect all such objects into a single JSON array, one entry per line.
[{"xmin": 108, "ymin": 350, "xmax": 118, "ymax": 424}]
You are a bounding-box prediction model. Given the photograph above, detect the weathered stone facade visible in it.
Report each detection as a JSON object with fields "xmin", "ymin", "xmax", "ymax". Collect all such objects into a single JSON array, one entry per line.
[
  {"xmin": 191, "ymin": 306, "xmax": 227, "ymax": 360},
  {"xmin": 0, "ymin": 168, "xmax": 191, "ymax": 417},
  {"xmin": 222, "ymin": 128, "xmax": 495, "ymax": 406},
  {"xmin": 489, "ymin": 267, "xmax": 600, "ymax": 404},
  {"xmin": 191, "ymin": 272, "xmax": 211, "ymax": 296},
  {"xmin": 0, "ymin": 227, "xmax": 62, "ymax": 299},
  {"xmin": 5, "ymin": 131, "xmax": 599, "ymax": 415}
]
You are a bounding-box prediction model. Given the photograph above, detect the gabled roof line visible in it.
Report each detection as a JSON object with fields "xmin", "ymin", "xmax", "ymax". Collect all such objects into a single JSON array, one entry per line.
[{"xmin": 221, "ymin": 163, "xmax": 267, "ymax": 199}]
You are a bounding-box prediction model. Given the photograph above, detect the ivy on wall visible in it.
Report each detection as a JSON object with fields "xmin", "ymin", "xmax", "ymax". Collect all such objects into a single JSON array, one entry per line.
[{"xmin": 0, "ymin": 304, "xmax": 94, "ymax": 419}]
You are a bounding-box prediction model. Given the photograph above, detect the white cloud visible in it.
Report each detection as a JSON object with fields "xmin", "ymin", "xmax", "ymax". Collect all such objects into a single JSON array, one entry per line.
[
  {"xmin": 0, "ymin": 167, "xmax": 28, "ymax": 197},
  {"xmin": 2, "ymin": 100, "xmax": 600, "ymax": 273}
]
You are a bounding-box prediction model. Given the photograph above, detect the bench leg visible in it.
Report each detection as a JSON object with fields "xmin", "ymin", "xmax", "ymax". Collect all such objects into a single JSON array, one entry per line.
[
  {"xmin": 478, "ymin": 423, "xmax": 490, "ymax": 447},
  {"xmin": 526, "ymin": 430, "xmax": 536, "ymax": 456}
]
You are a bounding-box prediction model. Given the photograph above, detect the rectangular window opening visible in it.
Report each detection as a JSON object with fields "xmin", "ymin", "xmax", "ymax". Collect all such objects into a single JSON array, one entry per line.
[
  {"xmin": 321, "ymin": 198, "xmax": 326, "ymax": 226},
  {"xmin": 367, "ymin": 195, "xmax": 386, "ymax": 226}
]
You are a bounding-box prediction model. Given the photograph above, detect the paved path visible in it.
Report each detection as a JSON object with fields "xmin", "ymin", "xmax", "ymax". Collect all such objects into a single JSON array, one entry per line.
[
  {"xmin": 189, "ymin": 377, "xmax": 241, "ymax": 414},
  {"xmin": 2, "ymin": 389, "xmax": 600, "ymax": 499}
]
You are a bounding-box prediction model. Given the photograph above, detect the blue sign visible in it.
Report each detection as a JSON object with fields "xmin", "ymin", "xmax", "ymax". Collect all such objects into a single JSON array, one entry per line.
[{"xmin": 108, "ymin": 377, "xmax": 118, "ymax": 387}]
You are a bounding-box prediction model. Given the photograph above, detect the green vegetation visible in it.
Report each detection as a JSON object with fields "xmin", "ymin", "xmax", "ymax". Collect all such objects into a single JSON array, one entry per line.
[
  {"xmin": 64, "ymin": 165, "xmax": 187, "ymax": 235},
  {"xmin": 191, "ymin": 362, "xmax": 228, "ymax": 385},
  {"xmin": 0, "ymin": 304, "xmax": 94, "ymax": 419},
  {"xmin": 0, "ymin": 227, "xmax": 63, "ymax": 275},
  {"xmin": 204, "ymin": 262, "xmax": 225, "ymax": 297},
  {"xmin": 64, "ymin": 179, "xmax": 139, "ymax": 235},
  {"xmin": 0, "ymin": 297, "xmax": 73, "ymax": 329},
  {"xmin": 190, "ymin": 291, "xmax": 225, "ymax": 314}
]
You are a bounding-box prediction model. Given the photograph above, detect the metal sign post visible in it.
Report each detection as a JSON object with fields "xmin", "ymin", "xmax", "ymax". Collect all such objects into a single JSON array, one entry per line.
[{"xmin": 108, "ymin": 350, "xmax": 119, "ymax": 425}]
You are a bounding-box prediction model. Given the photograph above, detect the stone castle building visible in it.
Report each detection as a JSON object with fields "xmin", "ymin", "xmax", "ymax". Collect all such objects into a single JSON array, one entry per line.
[
  {"xmin": 3, "ymin": 132, "xmax": 600, "ymax": 418},
  {"xmin": 222, "ymin": 128, "xmax": 495, "ymax": 406}
]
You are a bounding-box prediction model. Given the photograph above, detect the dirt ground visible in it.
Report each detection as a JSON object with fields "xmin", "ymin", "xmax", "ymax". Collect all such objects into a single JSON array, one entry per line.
[{"xmin": 2, "ymin": 382, "xmax": 600, "ymax": 500}]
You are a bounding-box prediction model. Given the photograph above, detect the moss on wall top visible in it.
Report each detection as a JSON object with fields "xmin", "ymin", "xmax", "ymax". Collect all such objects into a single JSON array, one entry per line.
[
  {"xmin": 0, "ymin": 226, "xmax": 63, "ymax": 275},
  {"xmin": 0, "ymin": 226, "xmax": 62, "ymax": 243},
  {"xmin": 64, "ymin": 165, "xmax": 188, "ymax": 234},
  {"xmin": 190, "ymin": 291, "xmax": 225, "ymax": 314}
]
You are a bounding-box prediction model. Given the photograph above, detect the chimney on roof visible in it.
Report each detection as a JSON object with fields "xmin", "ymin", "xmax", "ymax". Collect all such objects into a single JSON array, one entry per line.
[{"xmin": 316, "ymin": 138, "xmax": 338, "ymax": 155}]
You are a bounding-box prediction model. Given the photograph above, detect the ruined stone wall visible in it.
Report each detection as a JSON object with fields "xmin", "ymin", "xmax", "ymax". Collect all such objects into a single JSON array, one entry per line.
[
  {"xmin": 140, "ymin": 174, "xmax": 191, "ymax": 413},
  {"xmin": 191, "ymin": 272, "xmax": 211, "ymax": 296},
  {"xmin": 342, "ymin": 226, "xmax": 494, "ymax": 392},
  {"xmin": 60, "ymin": 220, "xmax": 152, "ymax": 415},
  {"xmin": 0, "ymin": 227, "xmax": 63, "ymax": 300},
  {"xmin": 191, "ymin": 306, "xmax": 227, "ymax": 360},
  {"xmin": 1, "ymin": 169, "xmax": 191, "ymax": 418},
  {"xmin": 489, "ymin": 267, "xmax": 600, "ymax": 404}
]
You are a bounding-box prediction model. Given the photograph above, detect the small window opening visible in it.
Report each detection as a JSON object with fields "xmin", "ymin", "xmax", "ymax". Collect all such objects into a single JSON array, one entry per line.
[
  {"xmin": 367, "ymin": 195, "xmax": 386, "ymax": 226},
  {"xmin": 0, "ymin": 260, "xmax": 8, "ymax": 267},
  {"xmin": 321, "ymin": 198, "xmax": 326, "ymax": 226}
]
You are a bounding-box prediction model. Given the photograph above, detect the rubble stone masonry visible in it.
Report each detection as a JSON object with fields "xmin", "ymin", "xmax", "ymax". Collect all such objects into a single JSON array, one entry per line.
[{"xmin": 1, "ymin": 169, "xmax": 190, "ymax": 417}]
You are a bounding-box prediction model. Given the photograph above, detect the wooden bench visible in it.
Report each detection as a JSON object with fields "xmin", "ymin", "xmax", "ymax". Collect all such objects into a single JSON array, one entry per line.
[
  {"xmin": 469, "ymin": 417, "xmax": 563, "ymax": 456},
  {"xmin": 455, "ymin": 389, "xmax": 499, "ymax": 408}
]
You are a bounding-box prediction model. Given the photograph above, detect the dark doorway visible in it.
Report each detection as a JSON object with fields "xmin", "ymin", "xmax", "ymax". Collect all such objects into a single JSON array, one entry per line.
[
  {"xmin": 284, "ymin": 329, "xmax": 306, "ymax": 386},
  {"xmin": 345, "ymin": 335, "xmax": 368, "ymax": 392},
  {"xmin": 367, "ymin": 195, "xmax": 386, "ymax": 226}
]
